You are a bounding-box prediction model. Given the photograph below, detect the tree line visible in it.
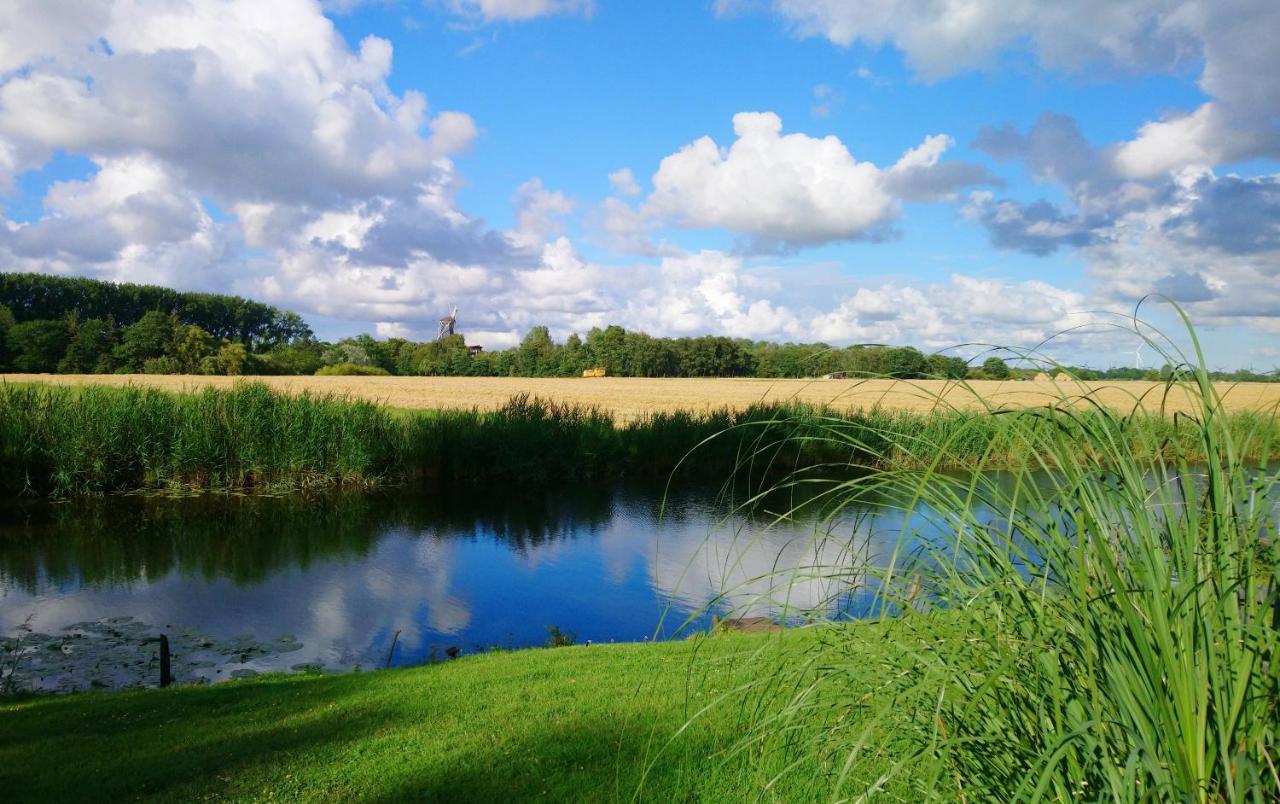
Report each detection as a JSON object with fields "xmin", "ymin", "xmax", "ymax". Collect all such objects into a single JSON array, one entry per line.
[
  {"xmin": 0, "ymin": 273, "xmax": 313, "ymax": 375},
  {"xmin": 0, "ymin": 272, "xmax": 1275, "ymax": 381},
  {"xmin": 358, "ymin": 325, "xmax": 977, "ymax": 380},
  {"xmin": 298, "ymin": 326, "xmax": 1278, "ymax": 383}
]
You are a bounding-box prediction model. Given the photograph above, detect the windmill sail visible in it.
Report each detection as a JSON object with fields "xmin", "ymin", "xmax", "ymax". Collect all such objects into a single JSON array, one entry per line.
[{"xmin": 437, "ymin": 306, "xmax": 458, "ymax": 340}]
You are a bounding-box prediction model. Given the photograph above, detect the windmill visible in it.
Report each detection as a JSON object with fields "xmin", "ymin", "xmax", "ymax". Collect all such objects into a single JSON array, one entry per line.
[{"xmin": 437, "ymin": 306, "xmax": 458, "ymax": 341}]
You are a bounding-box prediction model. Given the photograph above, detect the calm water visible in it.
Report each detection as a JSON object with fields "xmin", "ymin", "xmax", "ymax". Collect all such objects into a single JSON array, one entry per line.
[
  {"xmin": 4, "ymin": 470, "xmax": 1249, "ymax": 692},
  {"xmin": 0, "ymin": 481, "xmax": 924, "ymax": 691}
]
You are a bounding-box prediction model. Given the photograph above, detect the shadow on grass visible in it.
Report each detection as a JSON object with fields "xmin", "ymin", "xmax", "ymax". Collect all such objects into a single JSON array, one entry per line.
[
  {"xmin": 1, "ymin": 675, "xmax": 388, "ymax": 800},
  {"xmin": 362, "ymin": 718, "xmax": 722, "ymax": 803},
  {"xmin": 0, "ymin": 668, "xmax": 731, "ymax": 802}
]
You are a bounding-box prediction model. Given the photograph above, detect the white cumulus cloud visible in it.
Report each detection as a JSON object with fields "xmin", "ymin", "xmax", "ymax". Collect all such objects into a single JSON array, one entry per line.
[
  {"xmin": 721, "ymin": 0, "xmax": 1280, "ymax": 174},
  {"xmin": 645, "ymin": 111, "xmax": 894, "ymax": 248},
  {"xmin": 639, "ymin": 112, "xmax": 990, "ymax": 250}
]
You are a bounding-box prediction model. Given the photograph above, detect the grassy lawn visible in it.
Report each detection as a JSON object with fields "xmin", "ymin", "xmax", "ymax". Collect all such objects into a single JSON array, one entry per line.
[{"xmin": 1, "ymin": 631, "xmax": 852, "ymax": 802}]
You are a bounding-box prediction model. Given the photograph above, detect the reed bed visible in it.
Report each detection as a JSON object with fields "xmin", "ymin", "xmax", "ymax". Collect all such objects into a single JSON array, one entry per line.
[
  {"xmin": 0, "ymin": 383, "xmax": 399, "ymax": 495},
  {"xmin": 1, "ymin": 380, "xmax": 1278, "ymax": 497},
  {"xmin": 676, "ymin": 319, "xmax": 1280, "ymax": 801},
  {"xmin": 0, "ymin": 384, "xmax": 821, "ymax": 495}
]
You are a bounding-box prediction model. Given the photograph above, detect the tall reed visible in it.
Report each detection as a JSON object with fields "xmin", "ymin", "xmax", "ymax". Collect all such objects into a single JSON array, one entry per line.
[
  {"xmin": 676, "ymin": 315, "xmax": 1279, "ymax": 801},
  {"xmin": 1, "ymin": 377, "xmax": 1276, "ymax": 499},
  {"xmin": 0, "ymin": 385, "xmax": 851, "ymax": 495},
  {"xmin": 0, "ymin": 383, "xmax": 400, "ymax": 494}
]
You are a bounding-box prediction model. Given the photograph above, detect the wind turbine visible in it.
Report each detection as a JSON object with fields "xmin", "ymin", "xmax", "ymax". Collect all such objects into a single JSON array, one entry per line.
[{"xmin": 437, "ymin": 305, "xmax": 458, "ymax": 341}]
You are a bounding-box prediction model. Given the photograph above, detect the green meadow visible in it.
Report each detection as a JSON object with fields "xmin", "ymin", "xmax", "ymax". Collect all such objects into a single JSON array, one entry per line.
[{"xmin": 1, "ymin": 629, "xmax": 898, "ymax": 803}]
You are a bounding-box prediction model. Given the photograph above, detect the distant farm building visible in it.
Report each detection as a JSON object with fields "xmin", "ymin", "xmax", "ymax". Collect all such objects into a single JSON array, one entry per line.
[{"xmin": 582, "ymin": 367, "xmax": 607, "ymax": 378}]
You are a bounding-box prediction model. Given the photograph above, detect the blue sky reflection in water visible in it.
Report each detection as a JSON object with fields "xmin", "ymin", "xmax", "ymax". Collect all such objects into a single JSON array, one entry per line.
[{"xmin": 0, "ymin": 481, "xmax": 954, "ymax": 685}]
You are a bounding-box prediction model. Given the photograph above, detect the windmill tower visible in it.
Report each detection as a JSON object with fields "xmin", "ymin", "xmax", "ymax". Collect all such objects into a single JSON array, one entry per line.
[{"xmin": 437, "ymin": 306, "xmax": 458, "ymax": 341}]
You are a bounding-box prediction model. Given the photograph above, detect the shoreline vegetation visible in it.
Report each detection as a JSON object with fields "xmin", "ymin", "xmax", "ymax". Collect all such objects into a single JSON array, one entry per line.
[
  {"xmin": 686, "ymin": 327, "xmax": 1280, "ymax": 800},
  {"xmin": 1, "ymin": 379, "xmax": 1277, "ymax": 497}
]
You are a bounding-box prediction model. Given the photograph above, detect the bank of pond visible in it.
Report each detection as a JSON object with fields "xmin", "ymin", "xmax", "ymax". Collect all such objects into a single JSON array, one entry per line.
[{"xmin": 4, "ymin": 628, "xmax": 878, "ymax": 802}]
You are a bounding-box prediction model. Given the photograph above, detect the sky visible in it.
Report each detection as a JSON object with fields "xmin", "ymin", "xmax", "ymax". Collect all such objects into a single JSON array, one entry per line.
[{"xmin": 0, "ymin": 0, "xmax": 1277, "ymax": 368}]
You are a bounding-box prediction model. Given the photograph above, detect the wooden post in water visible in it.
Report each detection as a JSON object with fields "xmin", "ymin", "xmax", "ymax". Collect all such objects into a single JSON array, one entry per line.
[
  {"xmin": 384, "ymin": 629, "xmax": 401, "ymax": 669},
  {"xmin": 159, "ymin": 634, "xmax": 172, "ymax": 688}
]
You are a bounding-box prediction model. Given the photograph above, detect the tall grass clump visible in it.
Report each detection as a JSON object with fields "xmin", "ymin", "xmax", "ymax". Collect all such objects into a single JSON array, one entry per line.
[
  {"xmin": 676, "ymin": 312, "xmax": 1279, "ymax": 801},
  {"xmin": 404, "ymin": 393, "xmax": 624, "ymax": 482},
  {"xmin": 0, "ymin": 383, "xmax": 401, "ymax": 495},
  {"xmin": 2, "ymin": 370, "xmax": 1276, "ymax": 497}
]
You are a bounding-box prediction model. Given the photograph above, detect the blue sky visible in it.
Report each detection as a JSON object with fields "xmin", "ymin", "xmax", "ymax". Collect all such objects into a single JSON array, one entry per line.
[{"xmin": 0, "ymin": 0, "xmax": 1277, "ymax": 368}]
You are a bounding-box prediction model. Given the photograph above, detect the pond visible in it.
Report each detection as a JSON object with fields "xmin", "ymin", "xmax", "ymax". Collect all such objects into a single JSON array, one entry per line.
[{"xmin": 0, "ymin": 481, "xmax": 926, "ymax": 692}]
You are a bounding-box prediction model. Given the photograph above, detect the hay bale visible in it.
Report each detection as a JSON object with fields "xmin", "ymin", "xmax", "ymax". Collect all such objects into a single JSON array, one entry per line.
[{"xmin": 1033, "ymin": 372, "xmax": 1052, "ymax": 382}]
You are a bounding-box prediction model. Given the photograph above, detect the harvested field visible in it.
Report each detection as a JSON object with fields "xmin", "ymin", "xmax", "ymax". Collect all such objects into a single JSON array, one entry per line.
[{"xmin": 4, "ymin": 373, "xmax": 1278, "ymax": 421}]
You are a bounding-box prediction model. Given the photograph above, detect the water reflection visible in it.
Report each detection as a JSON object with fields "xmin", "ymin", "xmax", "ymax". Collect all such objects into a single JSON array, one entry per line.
[{"xmin": 0, "ymin": 482, "xmax": 908, "ymax": 685}]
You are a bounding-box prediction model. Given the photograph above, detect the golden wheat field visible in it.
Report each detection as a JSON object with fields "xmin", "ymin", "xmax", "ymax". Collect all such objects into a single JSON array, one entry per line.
[{"xmin": 4, "ymin": 373, "xmax": 1279, "ymax": 422}]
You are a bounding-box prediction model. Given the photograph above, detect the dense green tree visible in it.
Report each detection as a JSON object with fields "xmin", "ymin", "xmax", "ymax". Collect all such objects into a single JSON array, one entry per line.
[
  {"xmin": 7, "ymin": 319, "xmax": 70, "ymax": 372},
  {"xmin": 142, "ymin": 356, "xmax": 181, "ymax": 374},
  {"xmin": 844, "ymin": 345, "xmax": 887, "ymax": 376},
  {"xmin": 257, "ymin": 311, "xmax": 313, "ymax": 348},
  {"xmin": 926, "ymin": 354, "xmax": 969, "ymax": 380},
  {"xmin": 216, "ymin": 342, "xmax": 248, "ymax": 376},
  {"xmin": 583, "ymin": 325, "xmax": 627, "ymax": 375},
  {"xmin": 473, "ymin": 347, "xmax": 516, "ymax": 377},
  {"xmin": 883, "ymin": 347, "xmax": 927, "ymax": 379},
  {"xmin": 555, "ymin": 333, "xmax": 585, "ymax": 376},
  {"xmin": 343, "ymin": 334, "xmax": 397, "ymax": 373},
  {"xmin": 58, "ymin": 317, "xmax": 118, "ymax": 373},
  {"xmin": 0, "ymin": 302, "xmax": 15, "ymax": 371},
  {"xmin": 0, "ymin": 272, "xmax": 311, "ymax": 348},
  {"xmin": 258, "ymin": 341, "xmax": 324, "ymax": 375},
  {"xmin": 172, "ymin": 324, "xmax": 217, "ymax": 373},
  {"xmin": 753, "ymin": 343, "xmax": 815, "ymax": 377},
  {"xmin": 517, "ymin": 326, "xmax": 556, "ymax": 376},
  {"xmin": 982, "ymin": 356, "xmax": 1011, "ymax": 380},
  {"xmin": 619, "ymin": 332, "xmax": 675, "ymax": 377},
  {"xmin": 672, "ymin": 336, "xmax": 755, "ymax": 377},
  {"xmin": 396, "ymin": 334, "xmax": 471, "ymax": 376},
  {"xmin": 322, "ymin": 341, "xmax": 374, "ymax": 367},
  {"xmin": 115, "ymin": 311, "xmax": 179, "ymax": 372}
]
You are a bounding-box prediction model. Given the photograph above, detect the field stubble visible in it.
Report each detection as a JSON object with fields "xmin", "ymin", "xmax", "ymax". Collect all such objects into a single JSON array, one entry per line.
[{"xmin": 4, "ymin": 373, "xmax": 1278, "ymax": 420}]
